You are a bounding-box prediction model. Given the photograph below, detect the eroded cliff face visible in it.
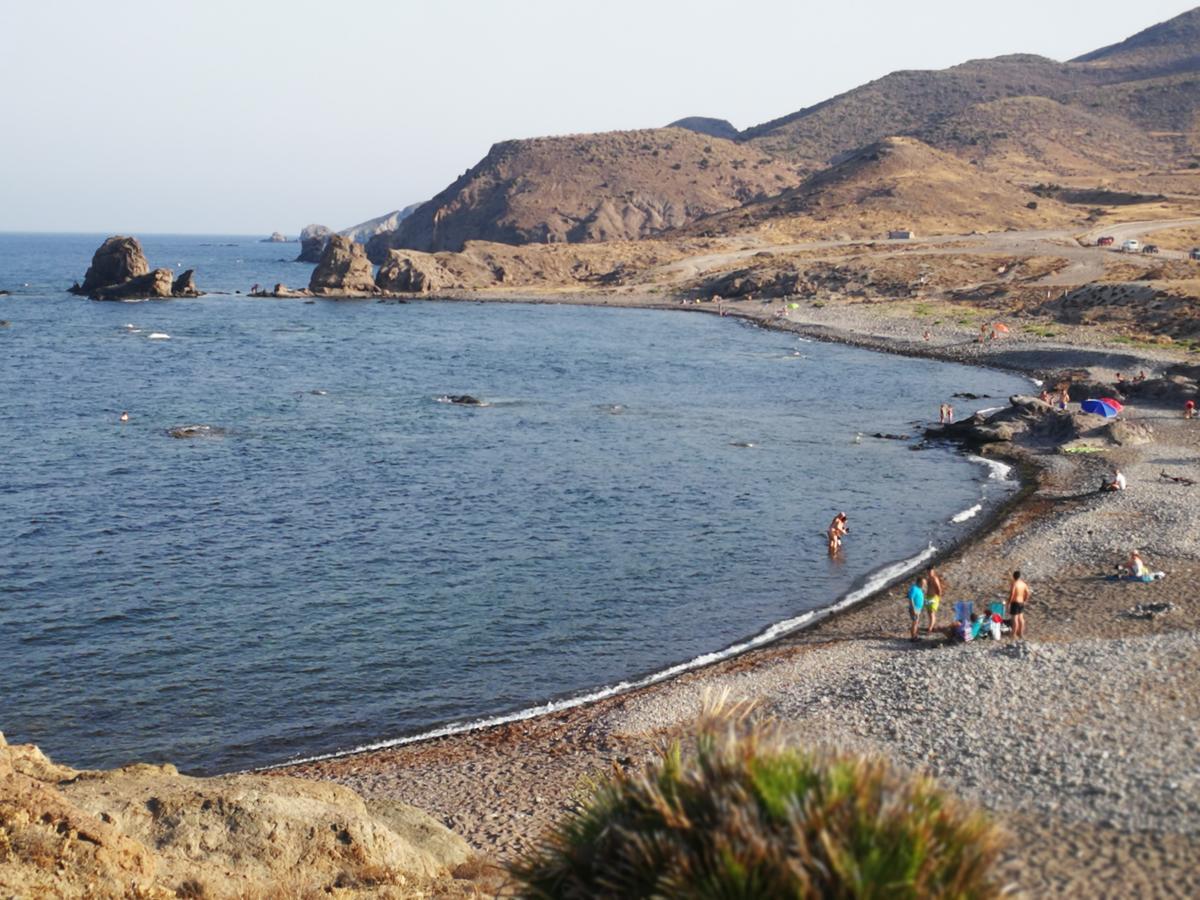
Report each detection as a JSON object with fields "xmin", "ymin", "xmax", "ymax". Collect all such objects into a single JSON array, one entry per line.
[
  {"xmin": 0, "ymin": 730, "xmax": 471, "ymax": 898},
  {"xmin": 309, "ymin": 234, "xmax": 378, "ymax": 295}
]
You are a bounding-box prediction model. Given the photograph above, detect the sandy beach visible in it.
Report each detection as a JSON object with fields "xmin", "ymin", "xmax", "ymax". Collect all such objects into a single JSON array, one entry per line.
[{"xmin": 274, "ymin": 294, "xmax": 1200, "ymax": 898}]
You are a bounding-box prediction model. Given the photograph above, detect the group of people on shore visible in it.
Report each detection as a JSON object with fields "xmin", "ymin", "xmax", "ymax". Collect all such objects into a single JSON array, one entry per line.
[{"xmin": 905, "ymin": 568, "xmax": 1030, "ymax": 642}]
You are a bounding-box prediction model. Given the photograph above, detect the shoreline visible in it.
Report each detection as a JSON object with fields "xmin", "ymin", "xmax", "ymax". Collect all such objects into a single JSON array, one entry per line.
[{"xmin": 271, "ymin": 291, "xmax": 1200, "ymax": 897}]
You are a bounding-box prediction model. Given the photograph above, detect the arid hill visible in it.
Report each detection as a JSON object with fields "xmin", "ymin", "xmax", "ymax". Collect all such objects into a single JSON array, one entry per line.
[
  {"xmin": 366, "ymin": 128, "xmax": 801, "ymax": 259},
  {"xmin": 740, "ymin": 8, "xmax": 1200, "ymax": 171},
  {"xmin": 921, "ymin": 96, "xmax": 1165, "ymax": 177},
  {"xmin": 696, "ymin": 136, "xmax": 1080, "ymax": 241},
  {"xmin": 668, "ymin": 116, "xmax": 740, "ymax": 140}
]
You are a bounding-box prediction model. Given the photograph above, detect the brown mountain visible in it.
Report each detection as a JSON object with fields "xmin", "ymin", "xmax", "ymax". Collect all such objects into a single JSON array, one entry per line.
[
  {"xmin": 741, "ymin": 8, "xmax": 1200, "ymax": 169},
  {"xmin": 367, "ymin": 129, "xmax": 800, "ymax": 260},
  {"xmin": 695, "ymin": 136, "xmax": 1080, "ymax": 241}
]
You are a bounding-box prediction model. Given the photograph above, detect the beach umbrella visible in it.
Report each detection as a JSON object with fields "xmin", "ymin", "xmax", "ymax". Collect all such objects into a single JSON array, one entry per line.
[
  {"xmin": 1081, "ymin": 398, "xmax": 1120, "ymax": 418},
  {"xmin": 1099, "ymin": 397, "xmax": 1124, "ymax": 412}
]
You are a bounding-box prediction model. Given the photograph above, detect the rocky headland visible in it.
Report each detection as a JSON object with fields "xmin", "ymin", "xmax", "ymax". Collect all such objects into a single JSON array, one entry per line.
[{"xmin": 68, "ymin": 236, "xmax": 202, "ymax": 301}]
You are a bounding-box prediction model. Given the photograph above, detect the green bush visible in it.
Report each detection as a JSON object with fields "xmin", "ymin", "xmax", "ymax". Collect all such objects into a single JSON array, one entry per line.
[{"xmin": 511, "ymin": 715, "xmax": 1005, "ymax": 899}]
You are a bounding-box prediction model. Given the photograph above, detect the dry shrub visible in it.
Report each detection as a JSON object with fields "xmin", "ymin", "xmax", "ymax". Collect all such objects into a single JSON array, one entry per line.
[{"xmin": 511, "ymin": 697, "xmax": 1005, "ymax": 899}]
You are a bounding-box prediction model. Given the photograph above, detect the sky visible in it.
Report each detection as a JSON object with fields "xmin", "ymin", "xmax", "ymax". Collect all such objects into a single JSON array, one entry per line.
[{"xmin": 1, "ymin": 0, "xmax": 1195, "ymax": 235}]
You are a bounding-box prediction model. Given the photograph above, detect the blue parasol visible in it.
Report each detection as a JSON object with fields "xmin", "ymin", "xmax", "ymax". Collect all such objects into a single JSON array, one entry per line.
[{"xmin": 1081, "ymin": 398, "xmax": 1120, "ymax": 418}]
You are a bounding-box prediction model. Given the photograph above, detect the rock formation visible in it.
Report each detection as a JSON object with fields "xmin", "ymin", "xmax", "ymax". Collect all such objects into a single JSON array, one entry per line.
[
  {"xmin": 171, "ymin": 269, "xmax": 199, "ymax": 297},
  {"xmin": 0, "ymin": 730, "xmax": 471, "ymax": 898},
  {"xmin": 69, "ymin": 236, "xmax": 202, "ymax": 300},
  {"xmin": 297, "ymin": 224, "xmax": 333, "ymax": 263},
  {"xmin": 261, "ymin": 231, "xmax": 289, "ymax": 243},
  {"xmin": 309, "ymin": 235, "xmax": 378, "ymax": 295},
  {"xmin": 375, "ymin": 249, "xmax": 450, "ymax": 293}
]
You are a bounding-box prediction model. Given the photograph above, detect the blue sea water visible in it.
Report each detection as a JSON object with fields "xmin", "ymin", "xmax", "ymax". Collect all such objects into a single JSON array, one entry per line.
[{"xmin": 0, "ymin": 233, "xmax": 1031, "ymax": 773}]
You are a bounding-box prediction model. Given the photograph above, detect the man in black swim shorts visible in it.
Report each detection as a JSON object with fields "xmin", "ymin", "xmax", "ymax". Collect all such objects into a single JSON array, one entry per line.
[{"xmin": 1008, "ymin": 570, "xmax": 1031, "ymax": 639}]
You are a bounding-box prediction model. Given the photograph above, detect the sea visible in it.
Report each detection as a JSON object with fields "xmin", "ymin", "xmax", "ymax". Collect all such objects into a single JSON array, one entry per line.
[{"xmin": 0, "ymin": 233, "xmax": 1032, "ymax": 774}]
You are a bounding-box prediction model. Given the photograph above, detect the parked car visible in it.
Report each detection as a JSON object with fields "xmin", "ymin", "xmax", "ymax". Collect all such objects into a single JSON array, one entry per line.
[
  {"xmin": 1190, "ymin": 247, "xmax": 1200, "ymax": 261},
  {"xmin": 1122, "ymin": 239, "xmax": 1140, "ymax": 253},
  {"xmin": 1097, "ymin": 236, "xmax": 1115, "ymax": 246},
  {"xmin": 1142, "ymin": 244, "xmax": 1160, "ymax": 254}
]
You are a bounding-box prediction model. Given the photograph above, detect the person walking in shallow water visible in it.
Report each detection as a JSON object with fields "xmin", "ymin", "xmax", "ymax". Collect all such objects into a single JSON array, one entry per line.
[
  {"xmin": 1008, "ymin": 570, "xmax": 1031, "ymax": 639},
  {"xmin": 827, "ymin": 512, "xmax": 848, "ymax": 555}
]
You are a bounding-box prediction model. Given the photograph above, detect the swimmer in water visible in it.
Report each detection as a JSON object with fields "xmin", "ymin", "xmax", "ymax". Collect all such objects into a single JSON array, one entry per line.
[{"xmin": 119, "ymin": 411, "xmax": 130, "ymax": 422}]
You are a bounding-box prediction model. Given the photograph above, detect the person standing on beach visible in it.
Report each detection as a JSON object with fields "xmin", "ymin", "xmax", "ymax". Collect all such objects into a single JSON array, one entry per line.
[
  {"xmin": 1008, "ymin": 570, "xmax": 1031, "ymax": 639},
  {"xmin": 925, "ymin": 567, "xmax": 945, "ymax": 633},
  {"xmin": 907, "ymin": 577, "xmax": 927, "ymax": 641},
  {"xmin": 1186, "ymin": 399, "xmax": 1195, "ymax": 420}
]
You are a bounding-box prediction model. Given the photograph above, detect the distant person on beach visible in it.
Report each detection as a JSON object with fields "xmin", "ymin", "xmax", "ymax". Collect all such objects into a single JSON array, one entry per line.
[
  {"xmin": 827, "ymin": 512, "xmax": 848, "ymax": 555},
  {"xmin": 1100, "ymin": 468, "xmax": 1126, "ymax": 492},
  {"xmin": 1008, "ymin": 570, "xmax": 1030, "ymax": 639},
  {"xmin": 1040, "ymin": 389, "xmax": 1052, "ymax": 404},
  {"xmin": 925, "ymin": 567, "xmax": 945, "ymax": 633},
  {"xmin": 907, "ymin": 577, "xmax": 927, "ymax": 641},
  {"xmin": 1186, "ymin": 400, "xmax": 1195, "ymax": 420},
  {"xmin": 945, "ymin": 402, "xmax": 954, "ymax": 423},
  {"xmin": 1059, "ymin": 387, "xmax": 1070, "ymax": 410}
]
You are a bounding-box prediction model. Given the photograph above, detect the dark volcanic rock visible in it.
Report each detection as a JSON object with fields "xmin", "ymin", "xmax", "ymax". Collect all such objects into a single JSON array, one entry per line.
[
  {"xmin": 92, "ymin": 269, "xmax": 174, "ymax": 301},
  {"xmin": 375, "ymin": 250, "xmax": 449, "ymax": 293},
  {"xmin": 70, "ymin": 236, "xmax": 150, "ymax": 296},
  {"xmin": 308, "ymin": 235, "xmax": 377, "ymax": 295},
  {"xmin": 171, "ymin": 269, "xmax": 200, "ymax": 297},
  {"xmin": 443, "ymin": 394, "xmax": 483, "ymax": 406},
  {"xmin": 296, "ymin": 224, "xmax": 332, "ymax": 263},
  {"xmin": 168, "ymin": 424, "xmax": 226, "ymax": 439}
]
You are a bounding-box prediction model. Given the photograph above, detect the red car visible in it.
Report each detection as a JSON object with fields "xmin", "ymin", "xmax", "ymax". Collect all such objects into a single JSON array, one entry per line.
[{"xmin": 1097, "ymin": 236, "xmax": 1115, "ymax": 246}]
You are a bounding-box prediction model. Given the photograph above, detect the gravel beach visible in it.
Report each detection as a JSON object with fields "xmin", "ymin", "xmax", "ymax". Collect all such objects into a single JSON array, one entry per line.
[{"xmin": 276, "ymin": 297, "xmax": 1200, "ymax": 898}]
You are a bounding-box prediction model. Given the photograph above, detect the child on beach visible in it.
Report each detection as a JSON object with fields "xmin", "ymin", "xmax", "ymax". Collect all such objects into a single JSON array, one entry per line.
[
  {"xmin": 907, "ymin": 577, "xmax": 926, "ymax": 641},
  {"xmin": 925, "ymin": 567, "xmax": 945, "ymax": 633},
  {"xmin": 1186, "ymin": 400, "xmax": 1195, "ymax": 420}
]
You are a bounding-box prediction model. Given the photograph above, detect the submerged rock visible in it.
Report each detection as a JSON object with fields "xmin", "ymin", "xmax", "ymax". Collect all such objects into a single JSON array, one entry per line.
[
  {"xmin": 309, "ymin": 235, "xmax": 377, "ymax": 295},
  {"xmin": 167, "ymin": 424, "xmax": 226, "ymax": 439},
  {"xmin": 0, "ymin": 730, "xmax": 470, "ymax": 898},
  {"xmin": 442, "ymin": 394, "xmax": 484, "ymax": 406}
]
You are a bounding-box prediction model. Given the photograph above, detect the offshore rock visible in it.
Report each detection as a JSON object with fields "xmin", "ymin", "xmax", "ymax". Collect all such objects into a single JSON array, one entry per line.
[
  {"xmin": 171, "ymin": 269, "xmax": 200, "ymax": 297},
  {"xmin": 375, "ymin": 249, "xmax": 450, "ymax": 293},
  {"xmin": 69, "ymin": 236, "xmax": 150, "ymax": 296},
  {"xmin": 262, "ymin": 231, "xmax": 289, "ymax": 243},
  {"xmin": 309, "ymin": 234, "xmax": 378, "ymax": 295},
  {"xmin": 296, "ymin": 223, "xmax": 332, "ymax": 262},
  {"xmin": 91, "ymin": 268, "xmax": 175, "ymax": 301}
]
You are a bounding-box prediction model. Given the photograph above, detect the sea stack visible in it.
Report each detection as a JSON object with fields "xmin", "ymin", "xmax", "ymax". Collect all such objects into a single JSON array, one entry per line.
[
  {"xmin": 69, "ymin": 236, "xmax": 202, "ymax": 300},
  {"xmin": 308, "ymin": 235, "xmax": 378, "ymax": 295},
  {"xmin": 296, "ymin": 224, "xmax": 332, "ymax": 263}
]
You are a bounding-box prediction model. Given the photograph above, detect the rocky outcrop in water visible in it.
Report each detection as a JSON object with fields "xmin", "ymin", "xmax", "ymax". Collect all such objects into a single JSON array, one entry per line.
[
  {"xmin": 309, "ymin": 235, "xmax": 377, "ymax": 295},
  {"xmin": 296, "ymin": 224, "xmax": 333, "ymax": 262},
  {"xmin": 69, "ymin": 236, "xmax": 202, "ymax": 300},
  {"xmin": 261, "ymin": 231, "xmax": 289, "ymax": 243},
  {"xmin": 375, "ymin": 249, "xmax": 450, "ymax": 293},
  {"xmin": 0, "ymin": 730, "xmax": 471, "ymax": 898}
]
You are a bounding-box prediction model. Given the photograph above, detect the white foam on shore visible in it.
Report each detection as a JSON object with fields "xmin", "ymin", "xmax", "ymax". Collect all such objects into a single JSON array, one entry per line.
[
  {"xmin": 951, "ymin": 503, "xmax": 983, "ymax": 524},
  {"xmin": 968, "ymin": 454, "xmax": 1013, "ymax": 482},
  {"xmin": 270, "ymin": 544, "xmax": 938, "ymax": 771}
]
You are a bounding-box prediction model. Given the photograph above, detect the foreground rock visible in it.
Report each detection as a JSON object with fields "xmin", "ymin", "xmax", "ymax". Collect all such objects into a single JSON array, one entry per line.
[
  {"xmin": 0, "ymin": 730, "xmax": 470, "ymax": 898},
  {"xmin": 69, "ymin": 236, "xmax": 202, "ymax": 300},
  {"xmin": 309, "ymin": 235, "xmax": 378, "ymax": 295}
]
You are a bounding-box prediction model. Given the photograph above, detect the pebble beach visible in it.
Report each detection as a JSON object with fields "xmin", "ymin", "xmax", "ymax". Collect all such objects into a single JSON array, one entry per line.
[{"xmin": 276, "ymin": 296, "xmax": 1200, "ymax": 898}]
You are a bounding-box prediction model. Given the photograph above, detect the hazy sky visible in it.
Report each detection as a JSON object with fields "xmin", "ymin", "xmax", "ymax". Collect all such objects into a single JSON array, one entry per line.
[{"xmin": 2, "ymin": 0, "xmax": 1194, "ymax": 234}]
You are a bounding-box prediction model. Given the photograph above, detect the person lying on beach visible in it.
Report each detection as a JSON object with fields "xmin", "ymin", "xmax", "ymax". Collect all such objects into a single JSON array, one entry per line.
[
  {"xmin": 907, "ymin": 577, "xmax": 926, "ymax": 641},
  {"xmin": 1100, "ymin": 468, "xmax": 1126, "ymax": 492},
  {"xmin": 925, "ymin": 567, "xmax": 945, "ymax": 634},
  {"xmin": 1008, "ymin": 570, "xmax": 1030, "ymax": 639}
]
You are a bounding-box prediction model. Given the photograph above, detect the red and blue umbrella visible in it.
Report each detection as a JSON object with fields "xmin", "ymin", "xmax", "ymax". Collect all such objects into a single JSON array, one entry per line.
[{"xmin": 1081, "ymin": 398, "xmax": 1120, "ymax": 417}]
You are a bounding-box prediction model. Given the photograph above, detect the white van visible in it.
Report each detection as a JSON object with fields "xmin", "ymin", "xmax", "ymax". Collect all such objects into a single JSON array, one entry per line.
[{"xmin": 1121, "ymin": 239, "xmax": 1140, "ymax": 253}]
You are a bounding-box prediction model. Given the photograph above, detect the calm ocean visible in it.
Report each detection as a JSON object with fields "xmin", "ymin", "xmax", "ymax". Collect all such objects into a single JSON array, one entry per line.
[{"xmin": 0, "ymin": 233, "xmax": 1030, "ymax": 773}]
